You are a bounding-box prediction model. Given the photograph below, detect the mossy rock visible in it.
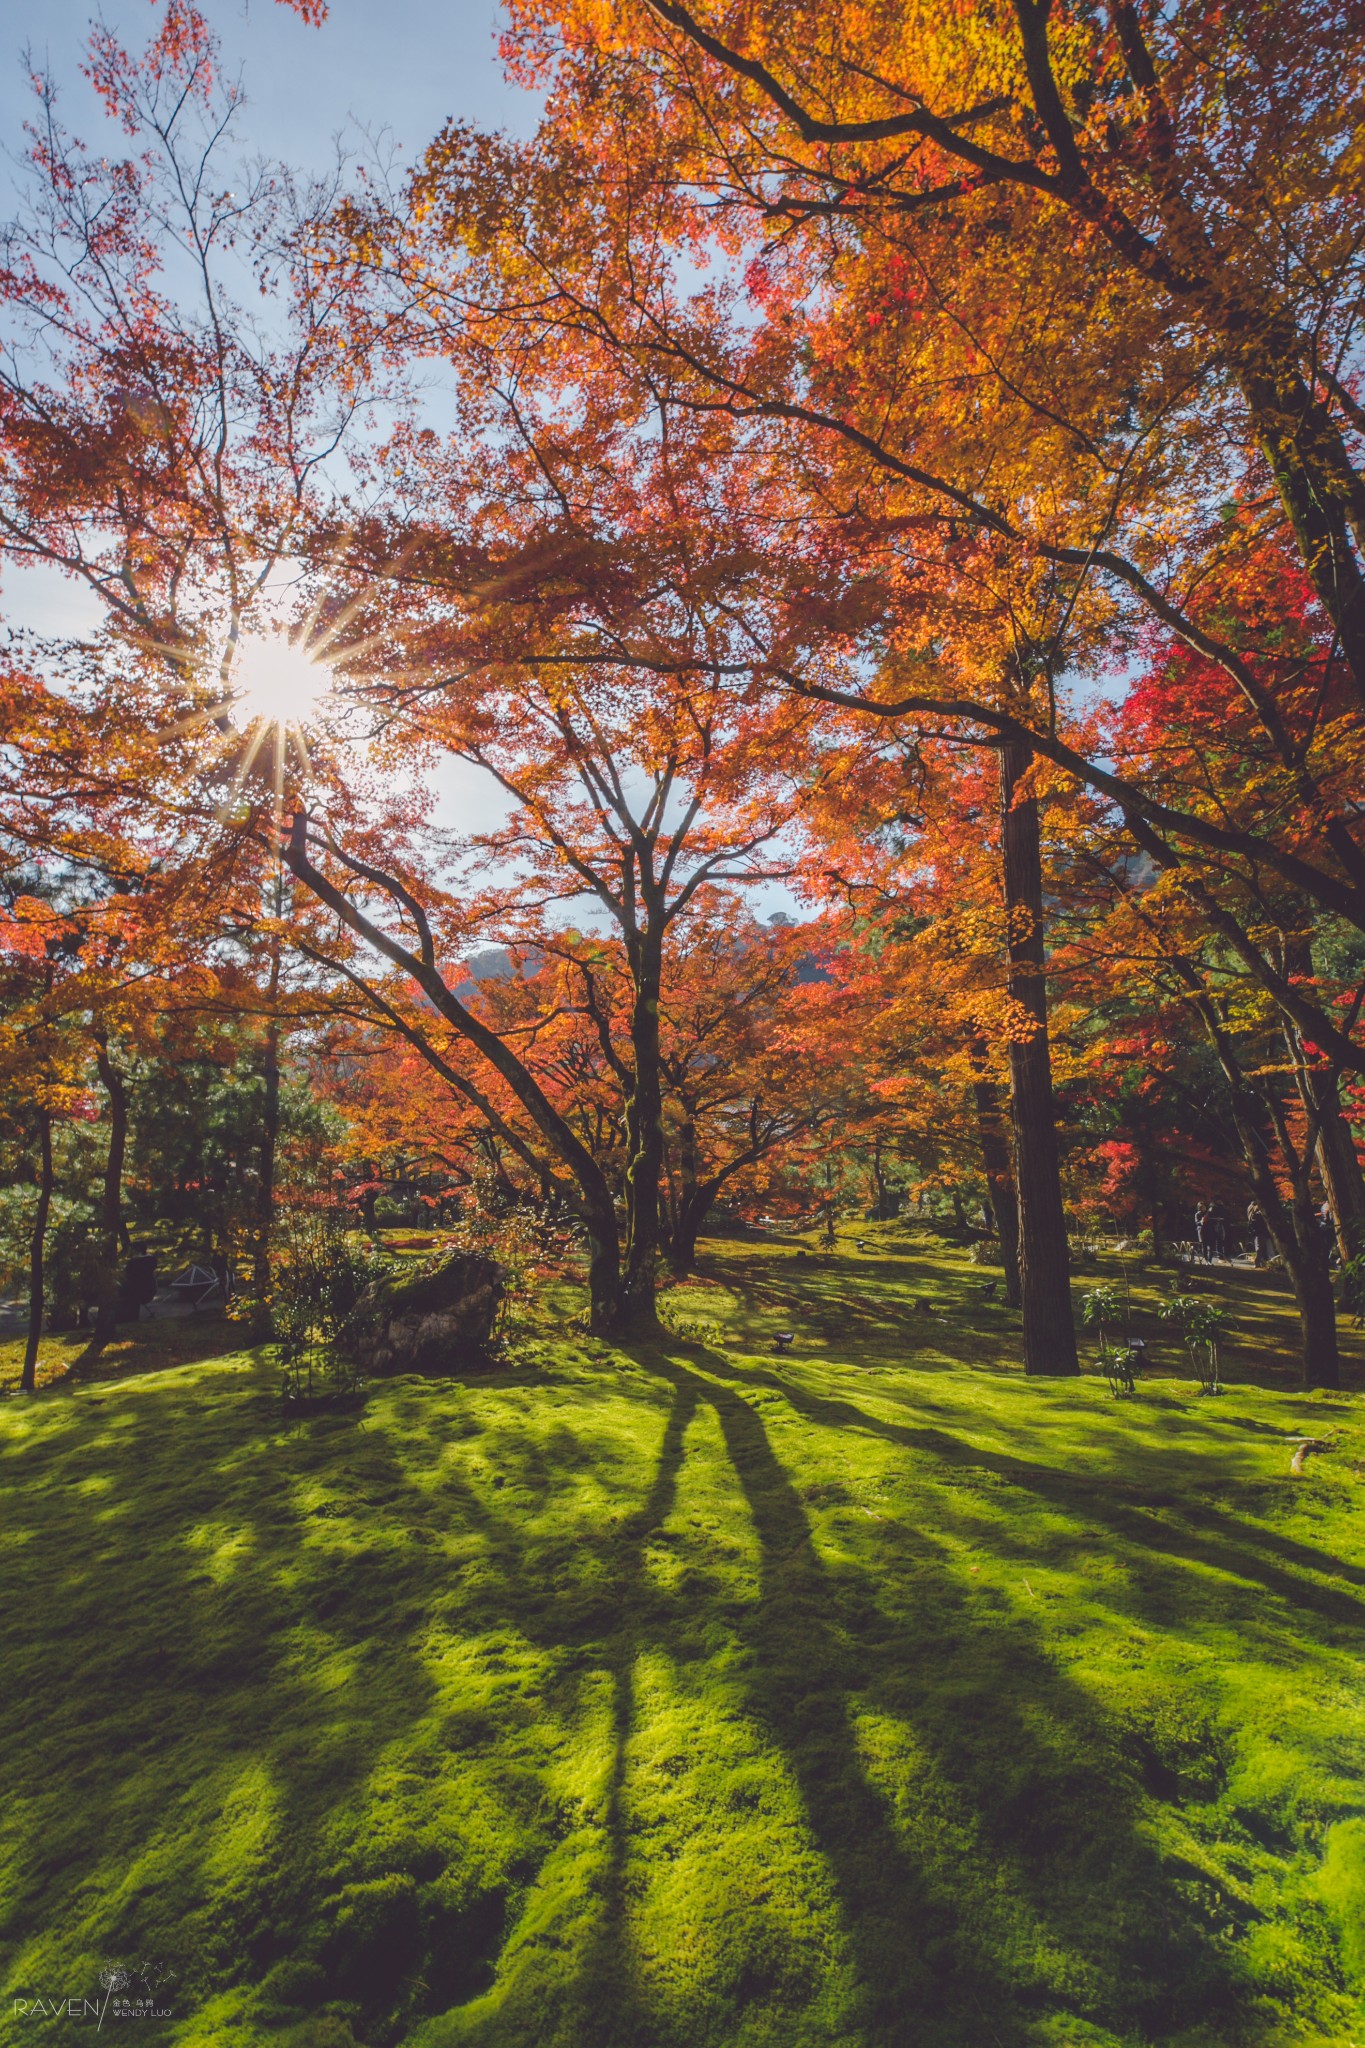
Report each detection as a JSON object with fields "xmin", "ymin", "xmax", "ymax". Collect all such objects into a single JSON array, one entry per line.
[{"xmin": 361, "ymin": 1249, "xmax": 504, "ymax": 1374}]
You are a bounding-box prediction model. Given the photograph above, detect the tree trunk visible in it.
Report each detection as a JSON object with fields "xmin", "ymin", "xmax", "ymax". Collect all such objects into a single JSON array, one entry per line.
[
  {"xmin": 1285, "ymin": 1214, "xmax": 1341, "ymax": 1391},
  {"xmin": 869, "ymin": 1134, "xmax": 888, "ymax": 1220},
  {"xmin": 284, "ymin": 810, "xmax": 631, "ymax": 1333},
  {"xmin": 1280, "ymin": 935, "xmax": 1365, "ymax": 1267},
  {"xmin": 668, "ymin": 1116, "xmax": 702, "ymax": 1276},
  {"xmin": 621, "ymin": 945, "xmax": 665, "ymax": 1328},
  {"xmin": 21, "ymin": 1111, "xmax": 54, "ymax": 1395},
  {"xmin": 1314, "ymin": 1076, "xmax": 1365, "ymax": 1263},
  {"xmin": 1000, "ymin": 739, "xmax": 1079, "ymax": 1375},
  {"xmin": 1221, "ymin": 1078, "xmax": 1341, "ymax": 1392},
  {"xmin": 252, "ymin": 1010, "xmax": 280, "ymax": 1306},
  {"xmin": 1150, "ymin": 1206, "xmax": 1165, "ymax": 1262},
  {"xmin": 970, "ymin": 1039, "xmax": 1022, "ymax": 1308},
  {"xmin": 1238, "ymin": 352, "xmax": 1365, "ymax": 710},
  {"xmin": 252, "ymin": 908, "xmax": 283, "ymax": 1308},
  {"xmin": 92, "ymin": 1033, "xmax": 128, "ymax": 1343},
  {"xmin": 585, "ymin": 1202, "xmax": 626, "ymax": 1332},
  {"xmin": 821, "ymin": 1160, "xmax": 837, "ymax": 1247},
  {"xmin": 670, "ymin": 1200, "xmax": 706, "ymax": 1278},
  {"xmin": 1255, "ymin": 1168, "xmax": 1342, "ymax": 1392}
]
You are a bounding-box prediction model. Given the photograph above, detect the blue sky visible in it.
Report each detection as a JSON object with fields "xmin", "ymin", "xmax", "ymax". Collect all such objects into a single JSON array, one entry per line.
[
  {"xmin": 1, "ymin": 1, "xmax": 530, "ymax": 177},
  {"xmin": 0, "ymin": 1, "xmax": 805, "ymax": 916},
  {"xmin": 0, "ymin": 0, "xmax": 536, "ymax": 826},
  {"xmin": 0, "ymin": 0, "xmax": 532, "ymax": 644}
]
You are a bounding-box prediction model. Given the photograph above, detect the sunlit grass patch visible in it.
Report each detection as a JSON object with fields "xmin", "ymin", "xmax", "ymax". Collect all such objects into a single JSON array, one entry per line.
[{"xmin": 0, "ymin": 1238, "xmax": 1363, "ymax": 2046}]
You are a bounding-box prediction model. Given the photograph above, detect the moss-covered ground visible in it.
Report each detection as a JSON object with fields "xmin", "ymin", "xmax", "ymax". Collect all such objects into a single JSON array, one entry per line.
[{"xmin": 2, "ymin": 1226, "xmax": 1365, "ymax": 2048}]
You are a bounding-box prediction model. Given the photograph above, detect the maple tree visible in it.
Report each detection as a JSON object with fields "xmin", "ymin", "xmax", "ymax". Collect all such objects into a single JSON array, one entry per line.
[
  {"xmin": 653, "ymin": 900, "xmax": 844, "ymax": 1269},
  {"xmin": 279, "ymin": 585, "xmax": 810, "ymax": 1329},
  {"xmin": 0, "ymin": 0, "xmax": 382, "ymax": 1332},
  {"xmin": 311, "ymin": 898, "xmax": 845, "ymax": 1277},
  {"xmin": 376, "ymin": 0, "xmax": 1365, "ymax": 1054}
]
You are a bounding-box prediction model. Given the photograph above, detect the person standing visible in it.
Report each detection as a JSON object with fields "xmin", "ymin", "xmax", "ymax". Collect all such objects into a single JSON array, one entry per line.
[
  {"xmin": 1319, "ymin": 1200, "xmax": 1340, "ymax": 1266},
  {"xmin": 1246, "ymin": 1202, "xmax": 1271, "ymax": 1267},
  {"xmin": 1194, "ymin": 1204, "xmax": 1210, "ymax": 1262},
  {"xmin": 1207, "ymin": 1202, "xmax": 1228, "ymax": 1261}
]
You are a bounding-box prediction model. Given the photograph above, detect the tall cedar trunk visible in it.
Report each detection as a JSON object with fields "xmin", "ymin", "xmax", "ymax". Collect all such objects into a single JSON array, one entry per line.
[
  {"xmin": 970, "ymin": 1039, "xmax": 1022, "ymax": 1307},
  {"xmin": 1222, "ymin": 1081, "xmax": 1340, "ymax": 1391},
  {"xmin": 93, "ymin": 1033, "xmax": 128, "ymax": 1342},
  {"xmin": 1000, "ymin": 739, "xmax": 1079, "ymax": 1375},
  {"xmin": 252, "ymin": 1011, "xmax": 280, "ymax": 1303},
  {"xmin": 21, "ymin": 1111, "xmax": 53, "ymax": 1394},
  {"xmin": 621, "ymin": 942, "xmax": 664, "ymax": 1326},
  {"xmin": 669, "ymin": 1115, "xmax": 701, "ymax": 1275},
  {"xmin": 252, "ymin": 918, "xmax": 282, "ymax": 1306},
  {"xmin": 1314, "ymin": 1077, "xmax": 1365, "ymax": 1262}
]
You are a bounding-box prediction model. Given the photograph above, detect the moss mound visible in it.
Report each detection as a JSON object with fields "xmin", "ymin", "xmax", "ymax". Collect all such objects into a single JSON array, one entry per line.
[{"xmin": 1, "ymin": 1233, "xmax": 1363, "ymax": 2046}]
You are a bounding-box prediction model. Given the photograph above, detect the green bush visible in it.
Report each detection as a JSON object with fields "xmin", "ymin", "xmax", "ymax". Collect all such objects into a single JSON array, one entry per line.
[
  {"xmin": 271, "ymin": 1207, "xmax": 383, "ymax": 1409},
  {"xmin": 1079, "ymin": 1285, "xmax": 1139, "ymax": 1395},
  {"xmin": 1157, "ymin": 1292, "xmax": 1228, "ymax": 1394}
]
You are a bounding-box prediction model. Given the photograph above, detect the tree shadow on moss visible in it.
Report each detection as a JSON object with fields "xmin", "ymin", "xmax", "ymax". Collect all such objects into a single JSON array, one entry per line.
[
  {"xmin": 0, "ymin": 1334, "xmax": 1332, "ymax": 2048},
  {"xmin": 639, "ymin": 1344, "xmax": 1261, "ymax": 2047},
  {"xmin": 714, "ymin": 1352, "xmax": 1365, "ymax": 1631},
  {"xmin": 0, "ymin": 1368, "xmax": 521, "ymax": 2044},
  {"xmin": 576, "ymin": 1376, "xmax": 702, "ymax": 2044}
]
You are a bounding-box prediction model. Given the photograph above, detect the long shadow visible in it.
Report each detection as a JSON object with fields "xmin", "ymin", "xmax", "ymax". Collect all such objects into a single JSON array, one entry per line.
[
  {"xmin": 1, "ymin": 1330, "xmax": 1338, "ymax": 2048},
  {"xmin": 44, "ymin": 1313, "xmax": 247, "ymax": 1390},
  {"xmin": 655, "ymin": 1354, "xmax": 987, "ymax": 2044},
  {"xmin": 709, "ymin": 1354, "xmax": 1365, "ymax": 1635},
  {"xmin": 640, "ymin": 1346, "xmax": 1248, "ymax": 2047},
  {"xmin": 696, "ymin": 1245, "xmax": 1365, "ymax": 1395},
  {"xmin": 577, "ymin": 1378, "xmax": 701, "ymax": 2042},
  {"xmin": 0, "ymin": 1364, "xmax": 479, "ymax": 2039}
]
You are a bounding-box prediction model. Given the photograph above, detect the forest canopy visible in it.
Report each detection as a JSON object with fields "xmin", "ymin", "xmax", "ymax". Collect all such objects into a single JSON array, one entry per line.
[
  {"xmin": 0, "ymin": 0, "xmax": 1361, "ymax": 1381},
  {"xmin": 5, "ymin": 7, "xmax": 1365, "ymax": 2047}
]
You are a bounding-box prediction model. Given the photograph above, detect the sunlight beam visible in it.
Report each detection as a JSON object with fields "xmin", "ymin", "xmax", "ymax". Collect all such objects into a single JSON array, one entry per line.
[{"xmin": 232, "ymin": 634, "xmax": 332, "ymax": 732}]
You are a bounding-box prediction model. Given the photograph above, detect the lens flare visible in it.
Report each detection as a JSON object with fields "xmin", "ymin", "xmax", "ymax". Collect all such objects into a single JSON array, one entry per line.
[{"xmin": 232, "ymin": 634, "xmax": 331, "ymax": 730}]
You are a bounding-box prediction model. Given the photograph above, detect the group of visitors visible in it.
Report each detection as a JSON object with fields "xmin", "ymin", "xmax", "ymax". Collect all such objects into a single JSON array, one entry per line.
[
  {"xmin": 1192, "ymin": 1202, "xmax": 1232, "ymax": 1262},
  {"xmin": 1192, "ymin": 1200, "xmax": 1272, "ymax": 1265},
  {"xmin": 1192, "ymin": 1199, "xmax": 1336, "ymax": 1267}
]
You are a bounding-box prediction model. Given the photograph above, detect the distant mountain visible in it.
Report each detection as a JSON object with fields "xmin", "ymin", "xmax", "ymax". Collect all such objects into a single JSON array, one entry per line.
[{"xmin": 464, "ymin": 947, "xmax": 517, "ymax": 981}]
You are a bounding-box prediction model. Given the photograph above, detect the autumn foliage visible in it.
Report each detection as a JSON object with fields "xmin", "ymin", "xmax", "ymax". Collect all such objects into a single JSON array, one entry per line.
[{"xmin": 0, "ymin": 0, "xmax": 1362, "ymax": 1386}]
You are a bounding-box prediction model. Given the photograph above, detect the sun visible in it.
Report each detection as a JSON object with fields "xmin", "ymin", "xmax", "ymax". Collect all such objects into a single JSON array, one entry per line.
[{"xmin": 232, "ymin": 633, "xmax": 332, "ymax": 730}]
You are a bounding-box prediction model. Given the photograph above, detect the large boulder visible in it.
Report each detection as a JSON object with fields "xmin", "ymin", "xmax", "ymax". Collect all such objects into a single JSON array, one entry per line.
[{"xmin": 361, "ymin": 1248, "xmax": 505, "ymax": 1375}]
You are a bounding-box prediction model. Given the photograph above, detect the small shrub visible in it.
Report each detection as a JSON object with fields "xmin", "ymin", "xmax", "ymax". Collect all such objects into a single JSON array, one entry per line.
[
  {"xmin": 272, "ymin": 1207, "xmax": 383, "ymax": 1412},
  {"xmin": 1079, "ymin": 1283, "xmax": 1122, "ymax": 1352},
  {"xmin": 1080, "ymin": 1284, "xmax": 1139, "ymax": 1395},
  {"xmin": 1157, "ymin": 1292, "xmax": 1228, "ymax": 1393}
]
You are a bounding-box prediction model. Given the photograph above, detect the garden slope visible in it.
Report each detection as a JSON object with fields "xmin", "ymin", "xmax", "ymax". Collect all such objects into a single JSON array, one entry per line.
[{"xmin": 2, "ymin": 1236, "xmax": 1364, "ymax": 2048}]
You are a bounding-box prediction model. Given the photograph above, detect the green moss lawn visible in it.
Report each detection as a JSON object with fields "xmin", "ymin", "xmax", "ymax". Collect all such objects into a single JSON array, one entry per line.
[{"xmin": 3, "ymin": 1228, "xmax": 1365, "ymax": 2047}]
